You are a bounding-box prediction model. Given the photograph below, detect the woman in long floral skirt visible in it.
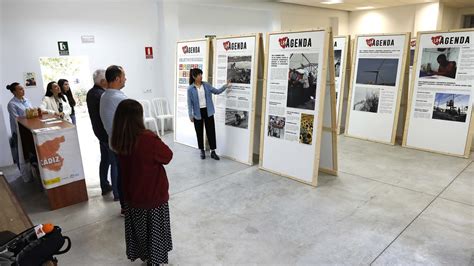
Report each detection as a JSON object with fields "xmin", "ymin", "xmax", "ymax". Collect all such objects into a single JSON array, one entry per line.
[{"xmin": 111, "ymin": 99, "xmax": 173, "ymax": 265}]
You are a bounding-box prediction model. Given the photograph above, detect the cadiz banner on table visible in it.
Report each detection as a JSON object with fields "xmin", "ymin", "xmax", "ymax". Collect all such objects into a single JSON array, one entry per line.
[
  {"xmin": 34, "ymin": 127, "xmax": 85, "ymax": 189},
  {"xmin": 404, "ymin": 30, "xmax": 474, "ymax": 157}
]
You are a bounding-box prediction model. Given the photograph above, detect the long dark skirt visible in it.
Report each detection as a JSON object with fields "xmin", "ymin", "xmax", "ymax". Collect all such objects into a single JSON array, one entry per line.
[{"xmin": 124, "ymin": 203, "xmax": 172, "ymax": 264}]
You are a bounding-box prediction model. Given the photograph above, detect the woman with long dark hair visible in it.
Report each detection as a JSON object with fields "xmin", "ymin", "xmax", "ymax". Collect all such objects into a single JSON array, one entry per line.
[
  {"xmin": 58, "ymin": 79, "xmax": 77, "ymax": 124},
  {"xmin": 110, "ymin": 99, "xmax": 173, "ymax": 265},
  {"xmin": 186, "ymin": 68, "xmax": 231, "ymax": 160},
  {"xmin": 40, "ymin": 81, "xmax": 72, "ymax": 122},
  {"xmin": 6, "ymin": 82, "xmax": 33, "ymax": 168}
]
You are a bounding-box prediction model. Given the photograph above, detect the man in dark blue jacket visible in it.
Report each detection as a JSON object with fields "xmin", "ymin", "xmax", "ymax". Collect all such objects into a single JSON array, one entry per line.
[{"xmin": 86, "ymin": 69, "xmax": 116, "ymax": 196}]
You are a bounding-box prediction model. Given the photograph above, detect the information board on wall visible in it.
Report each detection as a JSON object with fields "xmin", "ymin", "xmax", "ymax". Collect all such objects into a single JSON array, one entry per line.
[
  {"xmin": 260, "ymin": 29, "xmax": 337, "ymax": 186},
  {"xmin": 334, "ymin": 36, "xmax": 350, "ymax": 134},
  {"xmin": 213, "ymin": 34, "xmax": 261, "ymax": 165},
  {"xmin": 174, "ymin": 39, "xmax": 209, "ymax": 148},
  {"xmin": 345, "ymin": 33, "xmax": 409, "ymax": 144},
  {"xmin": 404, "ymin": 30, "xmax": 474, "ymax": 157}
]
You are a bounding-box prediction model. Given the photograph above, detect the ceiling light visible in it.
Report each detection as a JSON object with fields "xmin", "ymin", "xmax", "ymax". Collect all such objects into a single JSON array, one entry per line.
[
  {"xmin": 356, "ymin": 6, "xmax": 374, "ymax": 10},
  {"xmin": 321, "ymin": 0, "xmax": 344, "ymax": 4}
]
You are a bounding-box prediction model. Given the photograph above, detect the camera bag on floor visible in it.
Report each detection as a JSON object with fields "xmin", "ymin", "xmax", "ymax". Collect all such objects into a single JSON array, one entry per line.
[{"xmin": 0, "ymin": 225, "xmax": 71, "ymax": 265}]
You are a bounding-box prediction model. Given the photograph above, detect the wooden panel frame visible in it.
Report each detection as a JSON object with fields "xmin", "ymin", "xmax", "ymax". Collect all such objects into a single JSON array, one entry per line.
[
  {"xmin": 402, "ymin": 28, "xmax": 474, "ymax": 158},
  {"xmin": 344, "ymin": 32, "xmax": 411, "ymax": 145},
  {"xmin": 212, "ymin": 33, "xmax": 263, "ymax": 165},
  {"xmin": 334, "ymin": 35, "xmax": 351, "ymax": 135},
  {"xmin": 173, "ymin": 38, "xmax": 211, "ymax": 148},
  {"xmin": 258, "ymin": 28, "xmax": 337, "ymax": 187}
]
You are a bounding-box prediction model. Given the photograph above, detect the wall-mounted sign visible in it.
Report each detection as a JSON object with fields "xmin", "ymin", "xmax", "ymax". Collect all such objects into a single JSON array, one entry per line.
[
  {"xmin": 58, "ymin": 41, "xmax": 69, "ymax": 56},
  {"xmin": 145, "ymin": 47, "xmax": 153, "ymax": 59},
  {"xmin": 24, "ymin": 72, "xmax": 37, "ymax": 87},
  {"xmin": 81, "ymin": 35, "xmax": 95, "ymax": 43}
]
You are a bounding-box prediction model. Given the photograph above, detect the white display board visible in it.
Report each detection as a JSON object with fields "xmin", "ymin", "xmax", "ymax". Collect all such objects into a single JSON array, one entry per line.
[
  {"xmin": 345, "ymin": 33, "xmax": 410, "ymax": 144},
  {"xmin": 0, "ymin": 105, "xmax": 13, "ymax": 167},
  {"xmin": 334, "ymin": 36, "xmax": 350, "ymax": 134},
  {"xmin": 408, "ymin": 38, "xmax": 417, "ymax": 85},
  {"xmin": 174, "ymin": 39, "xmax": 210, "ymax": 148},
  {"xmin": 260, "ymin": 29, "xmax": 337, "ymax": 186},
  {"xmin": 34, "ymin": 127, "xmax": 85, "ymax": 189},
  {"xmin": 213, "ymin": 34, "xmax": 261, "ymax": 165},
  {"xmin": 404, "ymin": 29, "xmax": 474, "ymax": 157}
]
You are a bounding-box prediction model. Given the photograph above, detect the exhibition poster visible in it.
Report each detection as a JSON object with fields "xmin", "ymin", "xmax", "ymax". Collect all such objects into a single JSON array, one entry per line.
[
  {"xmin": 333, "ymin": 36, "xmax": 349, "ymax": 134},
  {"xmin": 175, "ymin": 39, "xmax": 208, "ymax": 148},
  {"xmin": 346, "ymin": 34, "xmax": 409, "ymax": 144},
  {"xmin": 404, "ymin": 30, "xmax": 474, "ymax": 157},
  {"xmin": 213, "ymin": 35, "xmax": 260, "ymax": 165},
  {"xmin": 260, "ymin": 29, "xmax": 335, "ymax": 185},
  {"xmin": 34, "ymin": 127, "xmax": 85, "ymax": 189}
]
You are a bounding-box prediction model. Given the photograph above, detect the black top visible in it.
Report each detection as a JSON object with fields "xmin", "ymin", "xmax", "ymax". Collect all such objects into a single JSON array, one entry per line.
[{"xmin": 86, "ymin": 85, "xmax": 108, "ymax": 143}]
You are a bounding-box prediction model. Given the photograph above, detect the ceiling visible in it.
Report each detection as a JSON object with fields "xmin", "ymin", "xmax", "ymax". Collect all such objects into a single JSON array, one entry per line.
[{"xmin": 277, "ymin": 0, "xmax": 474, "ymax": 11}]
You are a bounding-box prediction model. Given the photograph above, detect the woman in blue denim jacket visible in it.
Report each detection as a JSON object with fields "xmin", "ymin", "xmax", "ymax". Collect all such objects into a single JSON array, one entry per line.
[{"xmin": 187, "ymin": 68, "xmax": 231, "ymax": 160}]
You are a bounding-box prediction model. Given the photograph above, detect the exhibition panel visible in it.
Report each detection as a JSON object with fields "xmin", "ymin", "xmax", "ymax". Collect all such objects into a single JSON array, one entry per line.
[
  {"xmin": 174, "ymin": 39, "xmax": 210, "ymax": 148},
  {"xmin": 334, "ymin": 36, "xmax": 351, "ymax": 134},
  {"xmin": 345, "ymin": 33, "xmax": 410, "ymax": 144},
  {"xmin": 404, "ymin": 29, "xmax": 474, "ymax": 158},
  {"xmin": 213, "ymin": 34, "xmax": 263, "ymax": 165},
  {"xmin": 259, "ymin": 28, "xmax": 337, "ymax": 186}
]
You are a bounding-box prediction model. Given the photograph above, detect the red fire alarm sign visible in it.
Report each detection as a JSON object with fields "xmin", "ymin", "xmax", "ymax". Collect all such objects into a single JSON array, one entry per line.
[{"xmin": 145, "ymin": 47, "xmax": 153, "ymax": 59}]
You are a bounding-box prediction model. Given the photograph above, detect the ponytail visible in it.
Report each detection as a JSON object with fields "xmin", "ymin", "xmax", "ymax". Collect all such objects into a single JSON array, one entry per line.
[{"xmin": 189, "ymin": 68, "xmax": 203, "ymax": 85}]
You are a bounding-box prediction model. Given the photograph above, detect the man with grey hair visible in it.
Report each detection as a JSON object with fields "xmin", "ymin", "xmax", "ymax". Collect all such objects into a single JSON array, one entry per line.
[{"xmin": 86, "ymin": 69, "xmax": 116, "ymax": 197}]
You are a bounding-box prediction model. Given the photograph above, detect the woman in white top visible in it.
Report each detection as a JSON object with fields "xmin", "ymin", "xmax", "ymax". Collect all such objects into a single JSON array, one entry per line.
[{"xmin": 40, "ymin": 81, "xmax": 72, "ymax": 122}]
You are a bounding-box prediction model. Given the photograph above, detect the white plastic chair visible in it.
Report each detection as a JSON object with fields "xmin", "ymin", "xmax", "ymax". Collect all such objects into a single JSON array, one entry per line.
[
  {"xmin": 138, "ymin": 99, "xmax": 160, "ymax": 136},
  {"xmin": 152, "ymin": 98, "xmax": 173, "ymax": 136}
]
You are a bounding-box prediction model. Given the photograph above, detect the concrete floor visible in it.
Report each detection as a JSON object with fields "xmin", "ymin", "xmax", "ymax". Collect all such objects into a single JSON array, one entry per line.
[{"xmin": 2, "ymin": 113, "xmax": 473, "ymax": 265}]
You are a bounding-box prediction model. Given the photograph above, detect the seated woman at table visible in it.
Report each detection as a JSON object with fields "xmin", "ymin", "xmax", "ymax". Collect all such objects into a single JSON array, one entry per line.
[
  {"xmin": 6, "ymin": 82, "xmax": 33, "ymax": 168},
  {"xmin": 40, "ymin": 81, "xmax": 72, "ymax": 123}
]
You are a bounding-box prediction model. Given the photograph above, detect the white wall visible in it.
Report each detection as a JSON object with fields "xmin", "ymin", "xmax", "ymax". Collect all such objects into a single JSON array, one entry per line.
[
  {"xmin": 0, "ymin": 0, "xmax": 160, "ymax": 136},
  {"xmin": 349, "ymin": 3, "xmax": 439, "ymax": 36},
  {"xmin": 157, "ymin": 0, "xmax": 348, "ymax": 113}
]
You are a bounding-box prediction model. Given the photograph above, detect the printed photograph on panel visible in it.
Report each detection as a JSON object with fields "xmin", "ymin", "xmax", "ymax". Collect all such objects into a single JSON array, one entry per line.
[
  {"xmin": 227, "ymin": 56, "xmax": 252, "ymax": 84},
  {"xmin": 287, "ymin": 53, "xmax": 319, "ymax": 110},
  {"xmin": 419, "ymin": 48, "xmax": 459, "ymax": 80},
  {"xmin": 432, "ymin": 93, "xmax": 469, "ymax": 122},
  {"xmin": 356, "ymin": 58, "xmax": 399, "ymax": 86},
  {"xmin": 299, "ymin": 113, "xmax": 314, "ymax": 145},
  {"xmin": 334, "ymin": 50, "xmax": 342, "ymax": 78},
  {"xmin": 225, "ymin": 108, "xmax": 249, "ymax": 129},
  {"xmin": 267, "ymin": 115, "xmax": 286, "ymax": 139},
  {"xmin": 352, "ymin": 87, "xmax": 380, "ymax": 113}
]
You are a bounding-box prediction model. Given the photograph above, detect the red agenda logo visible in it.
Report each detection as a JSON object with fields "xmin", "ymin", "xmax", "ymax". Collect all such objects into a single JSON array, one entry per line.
[
  {"xmin": 223, "ymin": 41, "xmax": 230, "ymax": 51},
  {"xmin": 366, "ymin": 38, "xmax": 375, "ymax": 47},
  {"xmin": 431, "ymin": 35, "xmax": 443, "ymax": 45},
  {"xmin": 279, "ymin": 37, "xmax": 289, "ymax": 49},
  {"xmin": 182, "ymin": 45, "xmax": 188, "ymax": 54}
]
